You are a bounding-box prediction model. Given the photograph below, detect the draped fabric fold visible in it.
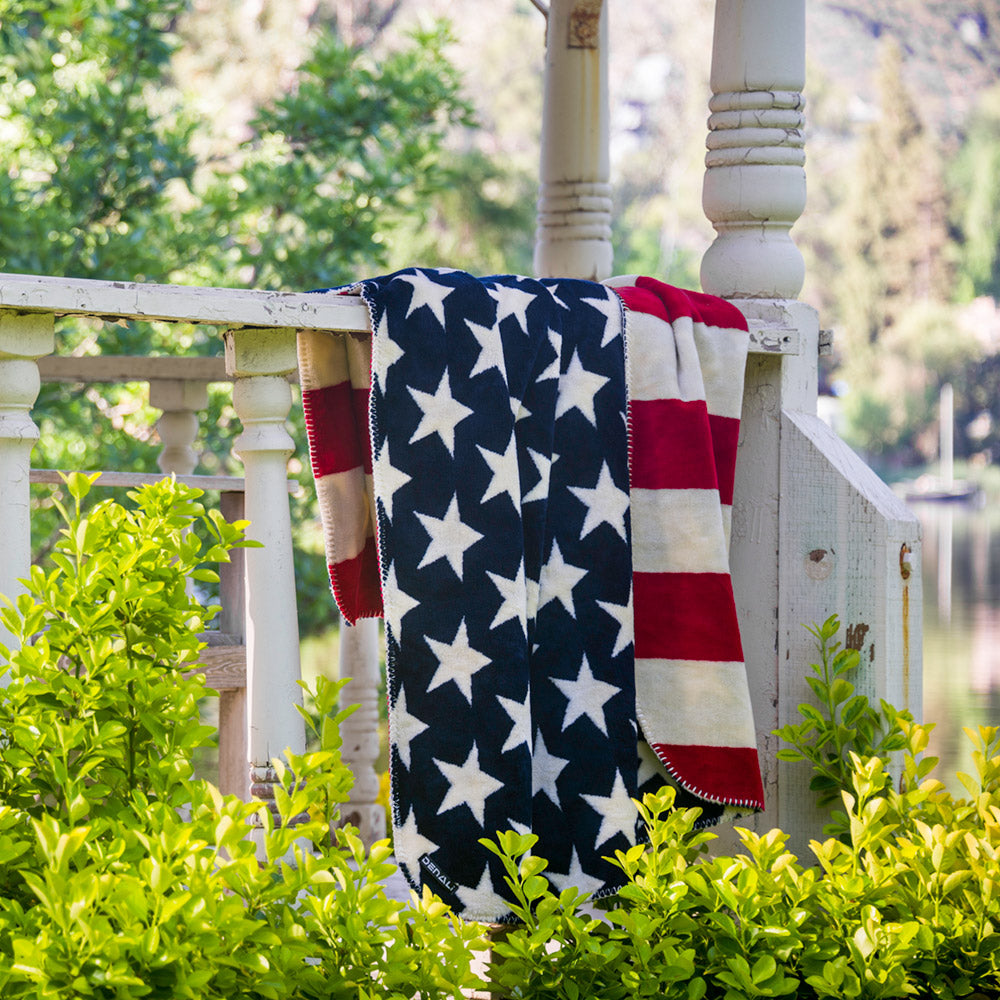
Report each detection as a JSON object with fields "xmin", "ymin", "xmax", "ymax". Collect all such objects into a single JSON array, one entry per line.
[{"xmin": 299, "ymin": 268, "xmax": 763, "ymax": 921}]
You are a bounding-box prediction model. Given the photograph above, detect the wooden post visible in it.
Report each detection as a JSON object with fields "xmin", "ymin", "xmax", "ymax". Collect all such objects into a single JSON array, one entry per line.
[
  {"xmin": 0, "ymin": 312, "xmax": 54, "ymax": 664},
  {"xmin": 225, "ymin": 327, "xmax": 305, "ymax": 825},
  {"xmin": 534, "ymin": 0, "xmax": 612, "ymax": 281},
  {"xmin": 150, "ymin": 379, "xmax": 208, "ymax": 477},
  {"xmin": 702, "ymin": 0, "xmax": 922, "ymax": 854},
  {"xmin": 218, "ymin": 490, "xmax": 250, "ymax": 802},
  {"xmin": 338, "ymin": 617, "xmax": 386, "ymax": 845}
]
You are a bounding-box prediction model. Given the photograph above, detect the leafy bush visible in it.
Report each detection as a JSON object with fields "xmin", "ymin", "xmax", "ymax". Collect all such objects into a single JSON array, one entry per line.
[
  {"xmin": 6, "ymin": 487, "xmax": 1000, "ymax": 1000},
  {"xmin": 486, "ymin": 721, "xmax": 1000, "ymax": 1000},
  {"xmin": 484, "ymin": 618, "xmax": 1000, "ymax": 1000},
  {"xmin": 0, "ymin": 475, "xmax": 485, "ymax": 998},
  {"xmin": 774, "ymin": 615, "xmax": 911, "ymax": 838}
]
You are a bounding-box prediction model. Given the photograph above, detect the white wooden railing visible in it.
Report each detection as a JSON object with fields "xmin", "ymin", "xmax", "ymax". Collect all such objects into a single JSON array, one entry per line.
[{"xmin": 0, "ymin": 0, "xmax": 923, "ymax": 859}]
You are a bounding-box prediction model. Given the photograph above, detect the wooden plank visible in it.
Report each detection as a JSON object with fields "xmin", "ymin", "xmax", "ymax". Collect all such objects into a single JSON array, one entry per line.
[
  {"xmin": 0, "ymin": 271, "xmax": 795, "ymax": 354},
  {"xmin": 38, "ymin": 354, "xmax": 229, "ymax": 383},
  {"xmin": 722, "ymin": 352, "xmax": 783, "ymax": 852},
  {"xmin": 200, "ymin": 631, "xmax": 243, "ymax": 648},
  {"xmin": 219, "ymin": 689, "xmax": 249, "ymax": 799},
  {"xmin": 218, "ymin": 491, "xmax": 249, "ymax": 801},
  {"xmin": 194, "ymin": 645, "xmax": 247, "ymax": 690},
  {"xmin": 776, "ymin": 410, "xmax": 922, "ymax": 857},
  {"xmin": 29, "ymin": 469, "xmax": 300, "ymax": 494},
  {"xmin": 0, "ymin": 271, "xmax": 371, "ymax": 332}
]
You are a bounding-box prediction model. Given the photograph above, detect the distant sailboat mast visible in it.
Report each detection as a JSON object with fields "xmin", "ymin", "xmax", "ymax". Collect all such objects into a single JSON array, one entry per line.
[{"xmin": 940, "ymin": 382, "xmax": 954, "ymax": 490}]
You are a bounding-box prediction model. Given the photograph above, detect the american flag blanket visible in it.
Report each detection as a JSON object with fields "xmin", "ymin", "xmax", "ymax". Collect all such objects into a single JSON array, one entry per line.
[{"xmin": 298, "ymin": 269, "xmax": 764, "ymax": 921}]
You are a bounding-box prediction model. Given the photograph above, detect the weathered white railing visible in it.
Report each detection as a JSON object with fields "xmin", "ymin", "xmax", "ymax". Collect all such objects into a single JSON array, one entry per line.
[
  {"xmin": 0, "ymin": 0, "xmax": 923, "ymax": 862},
  {"xmin": 0, "ymin": 276, "xmax": 370, "ymax": 826},
  {"xmin": 0, "ymin": 268, "xmax": 806, "ymax": 846}
]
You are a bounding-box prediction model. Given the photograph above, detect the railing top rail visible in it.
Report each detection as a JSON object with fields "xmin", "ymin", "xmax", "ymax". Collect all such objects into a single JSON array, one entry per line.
[
  {"xmin": 0, "ymin": 271, "xmax": 798, "ymax": 355},
  {"xmin": 0, "ymin": 271, "xmax": 370, "ymax": 333}
]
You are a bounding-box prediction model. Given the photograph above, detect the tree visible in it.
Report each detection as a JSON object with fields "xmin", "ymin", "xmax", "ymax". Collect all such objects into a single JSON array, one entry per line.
[
  {"xmin": 839, "ymin": 300, "xmax": 979, "ymax": 463},
  {"xmin": 834, "ymin": 39, "xmax": 958, "ymax": 462},
  {"xmin": 836, "ymin": 39, "xmax": 952, "ymax": 360},
  {"xmin": 0, "ymin": 0, "xmax": 473, "ymax": 633},
  {"xmin": 951, "ymin": 84, "xmax": 1000, "ymax": 303}
]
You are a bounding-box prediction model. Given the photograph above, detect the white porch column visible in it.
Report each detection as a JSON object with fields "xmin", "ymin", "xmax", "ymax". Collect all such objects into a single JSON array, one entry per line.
[
  {"xmin": 702, "ymin": 0, "xmax": 921, "ymax": 854},
  {"xmin": 225, "ymin": 327, "xmax": 305, "ymax": 817},
  {"xmin": 534, "ymin": 0, "xmax": 612, "ymax": 281},
  {"xmin": 0, "ymin": 312, "xmax": 54, "ymax": 664}
]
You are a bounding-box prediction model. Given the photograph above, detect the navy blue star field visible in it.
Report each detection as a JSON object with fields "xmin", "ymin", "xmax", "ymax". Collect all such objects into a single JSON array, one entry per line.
[{"xmin": 363, "ymin": 269, "xmax": 642, "ymax": 920}]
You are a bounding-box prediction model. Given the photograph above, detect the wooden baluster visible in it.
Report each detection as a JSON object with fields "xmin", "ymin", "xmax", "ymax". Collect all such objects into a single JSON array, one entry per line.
[
  {"xmin": 150, "ymin": 379, "xmax": 208, "ymax": 477},
  {"xmin": 225, "ymin": 327, "xmax": 305, "ymax": 830},
  {"xmin": 218, "ymin": 490, "xmax": 250, "ymax": 801},
  {"xmin": 701, "ymin": 0, "xmax": 807, "ymax": 303},
  {"xmin": 0, "ymin": 312, "xmax": 54, "ymax": 665},
  {"xmin": 338, "ymin": 617, "xmax": 386, "ymax": 845},
  {"xmin": 151, "ymin": 377, "xmax": 251, "ymax": 799},
  {"xmin": 702, "ymin": 0, "xmax": 921, "ymax": 855},
  {"xmin": 534, "ymin": 0, "xmax": 612, "ymax": 282}
]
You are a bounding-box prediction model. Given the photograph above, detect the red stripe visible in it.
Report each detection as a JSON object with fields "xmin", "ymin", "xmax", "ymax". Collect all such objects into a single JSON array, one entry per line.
[
  {"xmin": 630, "ymin": 398, "xmax": 718, "ymax": 490},
  {"xmin": 709, "ymin": 414, "xmax": 739, "ymax": 506},
  {"xmin": 330, "ymin": 536, "xmax": 383, "ymax": 624},
  {"xmin": 634, "ymin": 571, "xmax": 743, "ymax": 661},
  {"xmin": 651, "ymin": 743, "xmax": 764, "ymax": 809},
  {"xmin": 303, "ymin": 382, "xmax": 369, "ymax": 477},
  {"xmin": 633, "ymin": 276, "xmax": 749, "ymax": 331},
  {"xmin": 353, "ymin": 387, "xmax": 373, "ymax": 474},
  {"xmin": 614, "ymin": 285, "xmax": 670, "ymax": 322}
]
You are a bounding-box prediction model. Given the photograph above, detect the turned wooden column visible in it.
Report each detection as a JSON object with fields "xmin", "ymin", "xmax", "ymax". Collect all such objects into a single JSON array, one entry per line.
[
  {"xmin": 702, "ymin": 0, "xmax": 921, "ymax": 854},
  {"xmin": 225, "ymin": 327, "xmax": 305, "ymax": 822},
  {"xmin": 534, "ymin": 0, "xmax": 612, "ymax": 281},
  {"xmin": 150, "ymin": 379, "xmax": 208, "ymax": 477},
  {"xmin": 0, "ymin": 312, "xmax": 54, "ymax": 665}
]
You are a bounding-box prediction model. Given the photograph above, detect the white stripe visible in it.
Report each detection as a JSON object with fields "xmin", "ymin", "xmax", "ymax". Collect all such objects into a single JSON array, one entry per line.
[
  {"xmin": 625, "ymin": 310, "xmax": 706, "ymax": 403},
  {"xmin": 631, "ymin": 488, "xmax": 728, "ymax": 574},
  {"xmin": 297, "ymin": 329, "xmax": 350, "ymax": 391},
  {"xmin": 692, "ymin": 322, "xmax": 749, "ymax": 420},
  {"xmin": 346, "ymin": 330, "xmax": 372, "ymax": 388},
  {"xmin": 635, "ymin": 658, "xmax": 757, "ymax": 748},
  {"xmin": 672, "ymin": 315, "xmax": 706, "ymax": 402},
  {"xmin": 316, "ymin": 466, "xmax": 373, "ymax": 564}
]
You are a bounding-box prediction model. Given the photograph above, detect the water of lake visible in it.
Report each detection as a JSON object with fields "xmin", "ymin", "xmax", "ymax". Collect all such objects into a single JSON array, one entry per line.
[{"xmin": 915, "ymin": 498, "xmax": 1000, "ymax": 791}]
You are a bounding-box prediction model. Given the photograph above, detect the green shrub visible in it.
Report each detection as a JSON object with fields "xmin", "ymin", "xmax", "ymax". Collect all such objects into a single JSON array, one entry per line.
[
  {"xmin": 774, "ymin": 615, "xmax": 912, "ymax": 838},
  {"xmin": 0, "ymin": 475, "xmax": 486, "ymax": 998},
  {"xmin": 6, "ymin": 482, "xmax": 1000, "ymax": 1000},
  {"xmin": 484, "ymin": 619, "xmax": 1000, "ymax": 1000}
]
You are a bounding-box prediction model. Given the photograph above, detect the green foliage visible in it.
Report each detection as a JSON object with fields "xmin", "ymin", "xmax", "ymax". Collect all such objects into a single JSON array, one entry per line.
[
  {"xmin": 838, "ymin": 301, "xmax": 979, "ymax": 462},
  {"xmin": 832, "ymin": 39, "xmax": 965, "ymax": 463},
  {"xmin": 835, "ymin": 39, "xmax": 951, "ymax": 356},
  {"xmin": 0, "ymin": 473, "xmax": 249, "ymax": 830},
  {"xmin": 479, "ymin": 615, "xmax": 1000, "ymax": 998},
  {"xmin": 951, "ymin": 83, "xmax": 1000, "ymax": 303},
  {"xmin": 0, "ymin": 1, "xmax": 477, "ymax": 637},
  {"xmin": 6, "ymin": 489, "xmax": 1000, "ymax": 1000},
  {"xmin": 193, "ymin": 20, "xmax": 474, "ymax": 292},
  {"xmin": 774, "ymin": 615, "xmax": 910, "ymax": 833},
  {"xmin": 0, "ymin": 0, "xmax": 472, "ymax": 290},
  {"xmin": 0, "ymin": 475, "xmax": 486, "ymax": 997},
  {"xmin": 0, "ymin": 0, "xmax": 197, "ymax": 281},
  {"xmin": 486, "ymin": 721, "xmax": 1000, "ymax": 1000}
]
